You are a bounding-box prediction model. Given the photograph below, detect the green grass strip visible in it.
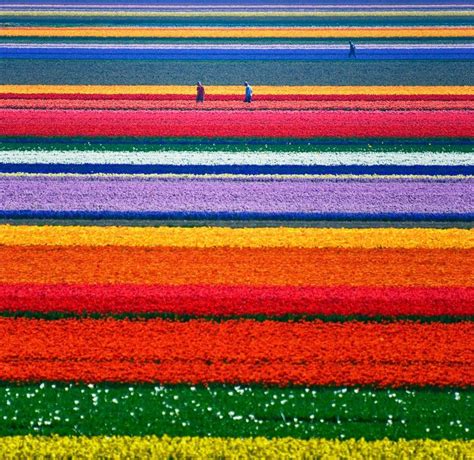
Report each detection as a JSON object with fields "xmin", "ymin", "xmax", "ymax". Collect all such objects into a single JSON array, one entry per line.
[
  {"xmin": 1, "ymin": 218, "xmax": 472, "ymax": 228},
  {"xmin": 0, "ymin": 311, "xmax": 472, "ymax": 323},
  {"xmin": 1, "ymin": 137, "xmax": 471, "ymax": 153},
  {"xmin": 3, "ymin": 60, "xmax": 472, "ymax": 86},
  {"xmin": 0, "ymin": 383, "xmax": 471, "ymax": 439}
]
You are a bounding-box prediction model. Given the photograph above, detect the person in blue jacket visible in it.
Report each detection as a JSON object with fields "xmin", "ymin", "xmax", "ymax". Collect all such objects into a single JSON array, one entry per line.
[
  {"xmin": 348, "ymin": 41, "xmax": 356, "ymax": 58},
  {"xmin": 244, "ymin": 81, "xmax": 253, "ymax": 103}
]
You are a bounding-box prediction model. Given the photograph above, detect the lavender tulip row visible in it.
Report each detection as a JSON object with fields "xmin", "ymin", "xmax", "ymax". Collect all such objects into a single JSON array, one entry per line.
[{"xmin": 0, "ymin": 175, "xmax": 472, "ymax": 219}]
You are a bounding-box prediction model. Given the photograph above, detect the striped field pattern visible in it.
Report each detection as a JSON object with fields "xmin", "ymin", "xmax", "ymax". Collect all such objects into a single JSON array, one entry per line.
[{"xmin": 0, "ymin": 0, "xmax": 473, "ymax": 458}]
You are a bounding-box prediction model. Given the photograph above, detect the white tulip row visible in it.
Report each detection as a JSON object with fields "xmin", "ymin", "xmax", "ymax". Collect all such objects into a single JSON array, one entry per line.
[{"xmin": 0, "ymin": 150, "xmax": 472, "ymax": 166}]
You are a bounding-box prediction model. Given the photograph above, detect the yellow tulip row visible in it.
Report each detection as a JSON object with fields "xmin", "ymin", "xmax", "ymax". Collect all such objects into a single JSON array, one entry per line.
[
  {"xmin": 1, "ymin": 225, "xmax": 472, "ymax": 249},
  {"xmin": 2, "ymin": 26, "xmax": 474, "ymax": 38},
  {"xmin": 1, "ymin": 85, "xmax": 473, "ymax": 95},
  {"xmin": 0, "ymin": 436, "xmax": 472, "ymax": 459}
]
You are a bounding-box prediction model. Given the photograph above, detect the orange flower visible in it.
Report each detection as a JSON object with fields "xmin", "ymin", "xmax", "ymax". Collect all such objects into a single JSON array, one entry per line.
[{"xmin": 0, "ymin": 318, "xmax": 472, "ymax": 386}]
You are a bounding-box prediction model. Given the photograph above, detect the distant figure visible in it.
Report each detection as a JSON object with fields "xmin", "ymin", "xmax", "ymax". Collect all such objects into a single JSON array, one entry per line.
[
  {"xmin": 348, "ymin": 41, "xmax": 356, "ymax": 58},
  {"xmin": 196, "ymin": 81, "xmax": 205, "ymax": 103},
  {"xmin": 244, "ymin": 81, "xmax": 253, "ymax": 103}
]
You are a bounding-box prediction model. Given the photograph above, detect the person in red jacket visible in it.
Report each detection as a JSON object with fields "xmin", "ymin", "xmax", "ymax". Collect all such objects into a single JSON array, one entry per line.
[{"xmin": 196, "ymin": 81, "xmax": 205, "ymax": 103}]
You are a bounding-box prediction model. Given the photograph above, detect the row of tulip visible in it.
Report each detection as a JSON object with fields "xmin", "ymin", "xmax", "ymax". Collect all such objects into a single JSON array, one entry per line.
[
  {"xmin": 2, "ymin": 85, "xmax": 472, "ymax": 96},
  {"xmin": 0, "ymin": 318, "xmax": 472, "ymax": 386},
  {"xmin": 1, "ymin": 146, "xmax": 472, "ymax": 175},
  {"xmin": 2, "ymin": 226, "xmax": 471, "ymax": 248},
  {"xmin": 2, "ymin": 149, "xmax": 473, "ymax": 166},
  {"xmin": 3, "ymin": 8, "xmax": 472, "ymax": 16},
  {"xmin": 1, "ymin": 437, "xmax": 473, "ymax": 459},
  {"xmin": 2, "ymin": 26, "xmax": 473, "ymax": 38},
  {"xmin": 2, "ymin": 109, "xmax": 473, "ymax": 137},
  {"xmin": 1, "ymin": 284, "xmax": 472, "ymax": 317},
  {"xmin": 4, "ymin": 45, "xmax": 473, "ymax": 60},
  {"xmin": 1, "ymin": 175, "xmax": 471, "ymax": 217},
  {"xmin": 4, "ymin": 99, "xmax": 474, "ymax": 110},
  {"xmin": 1, "ymin": 246, "xmax": 470, "ymax": 285}
]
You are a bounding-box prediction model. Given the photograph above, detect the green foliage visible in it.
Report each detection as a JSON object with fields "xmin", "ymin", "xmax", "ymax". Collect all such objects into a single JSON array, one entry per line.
[
  {"xmin": 3, "ymin": 60, "xmax": 472, "ymax": 85},
  {"xmin": 0, "ymin": 383, "xmax": 471, "ymax": 439},
  {"xmin": 0, "ymin": 311, "xmax": 472, "ymax": 323}
]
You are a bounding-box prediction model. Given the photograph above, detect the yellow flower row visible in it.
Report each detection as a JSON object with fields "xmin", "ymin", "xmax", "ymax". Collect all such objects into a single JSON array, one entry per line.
[
  {"xmin": 1, "ymin": 225, "xmax": 472, "ymax": 249},
  {"xmin": 1, "ymin": 85, "xmax": 473, "ymax": 95},
  {"xmin": 2, "ymin": 26, "xmax": 473, "ymax": 38},
  {"xmin": 2, "ymin": 10, "xmax": 473, "ymax": 17},
  {"xmin": 0, "ymin": 436, "xmax": 472, "ymax": 459}
]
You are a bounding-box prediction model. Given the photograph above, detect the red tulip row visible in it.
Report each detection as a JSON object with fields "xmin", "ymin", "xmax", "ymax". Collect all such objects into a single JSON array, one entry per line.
[
  {"xmin": 0, "ymin": 318, "xmax": 472, "ymax": 386},
  {"xmin": 2, "ymin": 93, "xmax": 473, "ymax": 101},
  {"xmin": 1, "ymin": 109, "xmax": 472, "ymax": 137},
  {"xmin": 1, "ymin": 284, "xmax": 472, "ymax": 316},
  {"xmin": 2, "ymin": 99, "xmax": 472, "ymax": 111}
]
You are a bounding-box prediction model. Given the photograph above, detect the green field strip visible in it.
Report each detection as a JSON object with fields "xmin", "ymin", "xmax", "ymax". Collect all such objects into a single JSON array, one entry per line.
[
  {"xmin": 1, "ymin": 219, "xmax": 472, "ymax": 228},
  {"xmin": 0, "ymin": 383, "xmax": 471, "ymax": 439},
  {"xmin": 0, "ymin": 312, "xmax": 473, "ymax": 323},
  {"xmin": 1, "ymin": 138, "xmax": 471, "ymax": 153},
  {"xmin": 2, "ymin": 60, "xmax": 473, "ymax": 85}
]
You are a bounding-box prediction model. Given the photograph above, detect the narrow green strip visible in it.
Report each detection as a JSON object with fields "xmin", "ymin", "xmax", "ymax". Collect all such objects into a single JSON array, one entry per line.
[
  {"xmin": 1, "ymin": 137, "xmax": 471, "ymax": 153},
  {"xmin": 0, "ymin": 311, "xmax": 472, "ymax": 323},
  {"xmin": 0, "ymin": 219, "xmax": 472, "ymax": 229},
  {"xmin": 0, "ymin": 383, "xmax": 471, "ymax": 439}
]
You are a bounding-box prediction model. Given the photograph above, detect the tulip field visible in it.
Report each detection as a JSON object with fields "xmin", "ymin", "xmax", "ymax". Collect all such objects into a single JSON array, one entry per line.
[{"xmin": 0, "ymin": 0, "xmax": 473, "ymax": 458}]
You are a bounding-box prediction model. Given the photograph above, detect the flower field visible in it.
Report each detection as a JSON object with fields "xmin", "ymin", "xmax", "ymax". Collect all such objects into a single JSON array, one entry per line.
[{"xmin": 0, "ymin": 0, "xmax": 473, "ymax": 458}]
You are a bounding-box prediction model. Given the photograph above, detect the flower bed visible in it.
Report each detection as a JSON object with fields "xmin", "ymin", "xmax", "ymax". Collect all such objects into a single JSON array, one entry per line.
[
  {"xmin": 0, "ymin": 318, "xmax": 472, "ymax": 386},
  {"xmin": 4, "ymin": 98, "xmax": 474, "ymax": 110},
  {"xmin": 1, "ymin": 246, "xmax": 470, "ymax": 285},
  {"xmin": 2, "ymin": 109, "xmax": 473, "ymax": 137},
  {"xmin": 1, "ymin": 437, "xmax": 473, "ymax": 459},
  {"xmin": 1, "ymin": 284, "xmax": 473, "ymax": 316},
  {"xmin": 0, "ymin": 3, "xmax": 472, "ymax": 457},
  {"xmin": 1, "ymin": 176, "xmax": 472, "ymax": 219}
]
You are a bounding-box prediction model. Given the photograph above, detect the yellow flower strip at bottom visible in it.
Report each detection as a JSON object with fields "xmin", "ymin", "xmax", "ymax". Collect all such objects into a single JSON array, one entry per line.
[
  {"xmin": 1, "ymin": 85, "xmax": 473, "ymax": 95},
  {"xmin": 0, "ymin": 436, "xmax": 472, "ymax": 459},
  {"xmin": 1, "ymin": 225, "xmax": 472, "ymax": 249}
]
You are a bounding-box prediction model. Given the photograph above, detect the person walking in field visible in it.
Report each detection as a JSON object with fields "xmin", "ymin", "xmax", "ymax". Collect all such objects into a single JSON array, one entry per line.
[
  {"xmin": 244, "ymin": 81, "xmax": 253, "ymax": 103},
  {"xmin": 196, "ymin": 81, "xmax": 205, "ymax": 103},
  {"xmin": 348, "ymin": 41, "xmax": 356, "ymax": 58}
]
